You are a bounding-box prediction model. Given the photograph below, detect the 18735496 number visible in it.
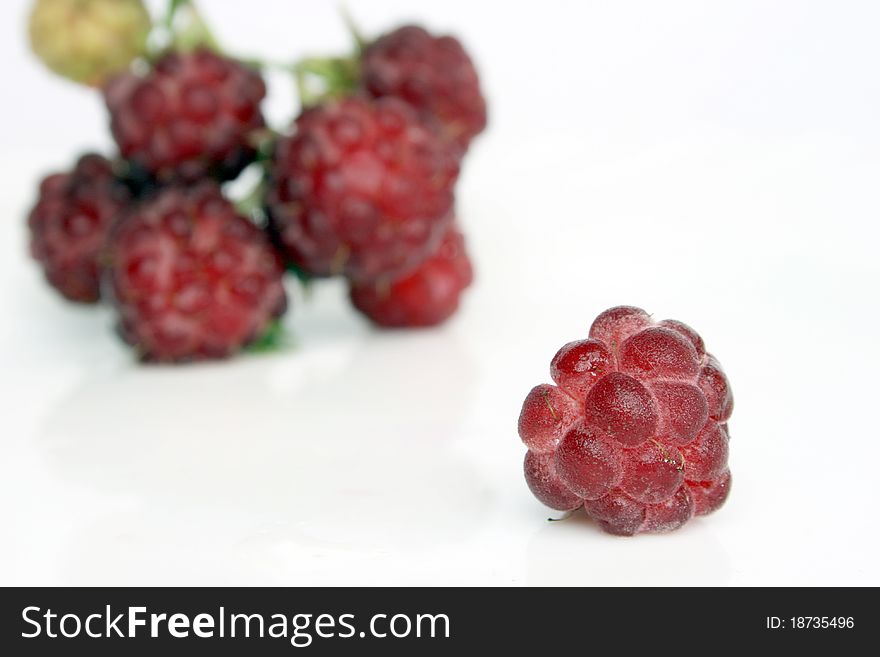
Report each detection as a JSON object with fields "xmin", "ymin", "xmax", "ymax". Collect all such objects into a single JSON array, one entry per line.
[{"xmin": 766, "ymin": 617, "xmax": 854, "ymax": 629}]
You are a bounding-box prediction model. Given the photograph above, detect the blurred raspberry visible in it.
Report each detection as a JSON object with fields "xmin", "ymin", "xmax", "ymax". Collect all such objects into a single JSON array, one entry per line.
[
  {"xmin": 266, "ymin": 96, "xmax": 459, "ymax": 283},
  {"xmin": 519, "ymin": 306, "xmax": 734, "ymax": 535},
  {"xmin": 28, "ymin": 153, "xmax": 132, "ymax": 303},
  {"xmin": 104, "ymin": 183, "xmax": 286, "ymax": 362},
  {"xmin": 104, "ymin": 48, "xmax": 266, "ymax": 184},
  {"xmin": 361, "ymin": 25, "xmax": 487, "ymax": 149},
  {"xmin": 29, "ymin": 0, "xmax": 151, "ymax": 86},
  {"xmin": 349, "ymin": 226, "xmax": 472, "ymax": 327}
]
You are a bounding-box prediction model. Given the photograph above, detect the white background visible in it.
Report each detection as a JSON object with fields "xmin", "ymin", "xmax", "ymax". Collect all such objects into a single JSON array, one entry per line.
[{"xmin": 1, "ymin": 0, "xmax": 879, "ymax": 586}]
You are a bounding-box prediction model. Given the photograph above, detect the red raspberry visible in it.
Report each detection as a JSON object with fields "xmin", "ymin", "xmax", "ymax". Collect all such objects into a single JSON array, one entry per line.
[
  {"xmin": 104, "ymin": 48, "xmax": 266, "ymax": 184},
  {"xmin": 360, "ymin": 25, "xmax": 487, "ymax": 150},
  {"xmin": 28, "ymin": 153, "xmax": 132, "ymax": 303},
  {"xmin": 348, "ymin": 226, "xmax": 472, "ymax": 327},
  {"xmin": 104, "ymin": 183, "xmax": 287, "ymax": 362},
  {"xmin": 520, "ymin": 306, "xmax": 734, "ymax": 535},
  {"xmin": 266, "ymin": 96, "xmax": 459, "ymax": 283}
]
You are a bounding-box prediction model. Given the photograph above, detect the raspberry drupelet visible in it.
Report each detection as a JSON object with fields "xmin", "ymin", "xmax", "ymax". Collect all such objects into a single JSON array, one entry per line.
[
  {"xmin": 104, "ymin": 183, "xmax": 287, "ymax": 362},
  {"xmin": 28, "ymin": 153, "xmax": 132, "ymax": 303},
  {"xmin": 104, "ymin": 48, "xmax": 266, "ymax": 184},
  {"xmin": 266, "ymin": 96, "xmax": 459, "ymax": 284},
  {"xmin": 519, "ymin": 306, "xmax": 734, "ymax": 535}
]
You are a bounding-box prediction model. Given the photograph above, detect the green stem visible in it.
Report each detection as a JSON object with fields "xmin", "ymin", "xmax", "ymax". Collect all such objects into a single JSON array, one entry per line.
[
  {"xmin": 340, "ymin": 6, "xmax": 368, "ymax": 53},
  {"xmin": 238, "ymin": 57, "xmax": 298, "ymax": 74},
  {"xmin": 164, "ymin": 0, "xmax": 187, "ymax": 30},
  {"xmin": 164, "ymin": 0, "xmax": 221, "ymax": 53},
  {"xmin": 294, "ymin": 56, "xmax": 360, "ymax": 107}
]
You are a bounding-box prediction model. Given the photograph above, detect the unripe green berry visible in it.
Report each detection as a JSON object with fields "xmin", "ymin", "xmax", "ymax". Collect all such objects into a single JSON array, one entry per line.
[{"xmin": 29, "ymin": 0, "xmax": 152, "ymax": 86}]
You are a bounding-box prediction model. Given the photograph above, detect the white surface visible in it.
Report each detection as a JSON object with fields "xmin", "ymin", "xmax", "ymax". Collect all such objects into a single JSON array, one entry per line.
[{"xmin": 1, "ymin": 0, "xmax": 879, "ymax": 586}]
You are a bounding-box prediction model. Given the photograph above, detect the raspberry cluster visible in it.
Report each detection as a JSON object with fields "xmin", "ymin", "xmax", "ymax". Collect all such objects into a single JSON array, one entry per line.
[
  {"xmin": 27, "ymin": 41, "xmax": 283, "ymax": 361},
  {"xmin": 26, "ymin": 5, "xmax": 483, "ymax": 362},
  {"xmin": 519, "ymin": 306, "xmax": 734, "ymax": 535}
]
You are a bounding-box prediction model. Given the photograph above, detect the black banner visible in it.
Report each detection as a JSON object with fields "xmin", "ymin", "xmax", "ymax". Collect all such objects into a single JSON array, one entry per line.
[{"xmin": 0, "ymin": 587, "xmax": 869, "ymax": 654}]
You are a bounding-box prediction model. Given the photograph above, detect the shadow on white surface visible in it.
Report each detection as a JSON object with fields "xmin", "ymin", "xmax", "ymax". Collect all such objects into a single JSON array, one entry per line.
[{"xmin": 526, "ymin": 512, "xmax": 732, "ymax": 586}]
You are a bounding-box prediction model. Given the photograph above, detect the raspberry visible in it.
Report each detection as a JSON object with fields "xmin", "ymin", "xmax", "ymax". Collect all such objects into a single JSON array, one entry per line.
[
  {"xmin": 104, "ymin": 48, "xmax": 266, "ymax": 184},
  {"xmin": 348, "ymin": 226, "xmax": 472, "ymax": 327},
  {"xmin": 519, "ymin": 306, "xmax": 734, "ymax": 535},
  {"xmin": 104, "ymin": 183, "xmax": 286, "ymax": 362},
  {"xmin": 360, "ymin": 25, "xmax": 487, "ymax": 150},
  {"xmin": 29, "ymin": 0, "xmax": 151, "ymax": 86},
  {"xmin": 266, "ymin": 96, "xmax": 459, "ymax": 282},
  {"xmin": 28, "ymin": 153, "xmax": 132, "ymax": 303}
]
